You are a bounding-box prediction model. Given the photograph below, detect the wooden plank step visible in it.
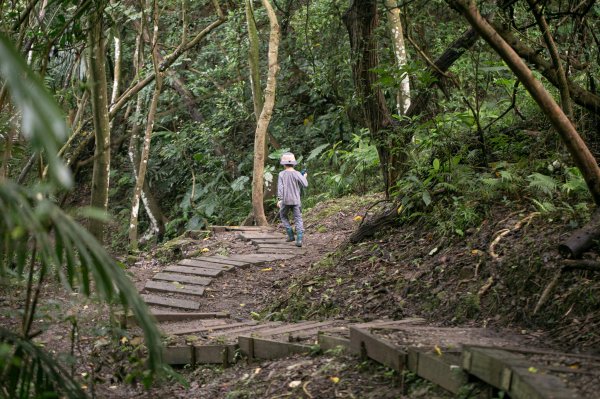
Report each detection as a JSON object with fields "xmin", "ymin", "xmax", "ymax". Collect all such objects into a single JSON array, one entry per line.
[
  {"xmin": 223, "ymin": 254, "xmax": 296, "ymax": 263},
  {"xmin": 164, "ymin": 265, "xmax": 222, "ymax": 277},
  {"xmin": 256, "ymin": 243, "xmax": 300, "ymax": 249},
  {"xmin": 206, "ymin": 322, "xmax": 284, "ymax": 341},
  {"xmin": 153, "ymin": 272, "xmax": 212, "ymax": 286},
  {"xmin": 251, "ymin": 321, "xmax": 335, "ymax": 337},
  {"xmin": 145, "ymin": 281, "xmax": 205, "ymax": 297},
  {"xmin": 238, "ymin": 232, "xmax": 286, "ymax": 240},
  {"xmin": 194, "ymin": 257, "xmax": 248, "ymax": 267},
  {"xmin": 178, "ymin": 259, "xmax": 229, "ymax": 272},
  {"xmin": 120, "ymin": 310, "xmax": 228, "ymax": 327},
  {"xmin": 408, "ymin": 350, "xmax": 468, "ymax": 394},
  {"xmin": 349, "ymin": 326, "xmax": 406, "ymax": 370},
  {"xmin": 353, "ymin": 318, "xmax": 427, "ymax": 329},
  {"xmin": 141, "ymin": 294, "xmax": 200, "ymax": 310},
  {"xmin": 318, "ymin": 333, "xmax": 351, "ymax": 351},
  {"xmin": 257, "ymin": 247, "xmax": 305, "ymax": 255},
  {"xmin": 211, "ymin": 225, "xmax": 275, "ymax": 232},
  {"xmin": 166, "ymin": 321, "xmax": 259, "ymax": 336},
  {"xmin": 462, "ymin": 346, "xmax": 581, "ymax": 399},
  {"xmin": 238, "ymin": 336, "xmax": 311, "ymax": 360}
]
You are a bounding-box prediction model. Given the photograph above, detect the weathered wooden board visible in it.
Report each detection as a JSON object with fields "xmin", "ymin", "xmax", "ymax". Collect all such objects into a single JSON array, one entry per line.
[
  {"xmin": 318, "ymin": 333, "xmax": 351, "ymax": 351},
  {"xmin": 250, "ymin": 321, "xmax": 331, "ymax": 337},
  {"xmin": 353, "ymin": 318, "xmax": 427, "ymax": 329},
  {"xmin": 349, "ymin": 327, "xmax": 406, "ymax": 370},
  {"xmin": 206, "ymin": 322, "xmax": 284, "ymax": 341},
  {"xmin": 141, "ymin": 294, "xmax": 199, "ymax": 310},
  {"xmin": 194, "ymin": 257, "xmax": 248, "ymax": 267},
  {"xmin": 257, "ymin": 248, "xmax": 305, "ymax": 254},
  {"xmin": 166, "ymin": 321, "xmax": 258, "ymax": 336},
  {"xmin": 145, "ymin": 281, "xmax": 205, "ymax": 297},
  {"xmin": 164, "ymin": 265, "xmax": 222, "ymax": 277},
  {"xmin": 150, "ymin": 311, "xmax": 229, "ymax": 322},
  {"xmin": 195, "ymin": 344, "xmax": 238, "ymax": 365},
  {"xmin": 462, "ymin": 346, "xmax": 581, "ymax": 399},
  {"xmin": 178, "ymin": 259, "xmax": 231, "ymax": 272},
  {"xmin": 223, "ymin": 254, "xmax": 295, "ymax": 263},
  {"xmin": 163, "ymin": 345, "xmax": 193, "ymax": 365},
  {"xmin": 238, "ymin": 336, "xmax": 311, "ymax": 360},
  {"xmin": 257, "ymin": 244, "xmax": 303, "ymax": 250},
  {"xmin": 408, "ymin": 350, "xmax": 468, "ymax": 394},
  {"xmin": 238, "ymin": 232, "xmax": 286, "ymax": 241},
  {"xmin": 510, "ymin": 365, "xmax": 582, "ymax": 399},
  {"xmin": 252, "ymin": 241, "xmax": 297, "ymax": 247},
  {"xmin": 462, "ymin": 346, "xmax": 524, "ymax": 392},
  {"xmin": 153, "ymin": 272, "xmax": 212, "ymax": 286}
]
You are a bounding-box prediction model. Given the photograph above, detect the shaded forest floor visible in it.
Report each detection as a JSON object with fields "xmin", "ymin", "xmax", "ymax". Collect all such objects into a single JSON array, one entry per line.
[{"xmin": 2, "ymin": 192, "xmax": 599, "ymax": 398}]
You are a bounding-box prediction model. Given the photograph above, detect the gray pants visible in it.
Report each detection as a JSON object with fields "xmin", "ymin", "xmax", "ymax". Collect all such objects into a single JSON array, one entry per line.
[{"xmin": 280, "ymin": 204, "xmax": 304, "ymax": 233}]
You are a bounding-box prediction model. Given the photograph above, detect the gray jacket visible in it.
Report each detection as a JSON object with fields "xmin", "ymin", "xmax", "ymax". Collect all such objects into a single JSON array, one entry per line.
[{"xmin": 277, "ymin": 169, "xmax": 308, "ymax": 206}]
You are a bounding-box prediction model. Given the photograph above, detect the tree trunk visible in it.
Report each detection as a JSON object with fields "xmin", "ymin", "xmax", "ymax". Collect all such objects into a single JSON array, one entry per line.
[
  {"xmin": 343, "ymin": 0, "xmax": 396, "ymax": 196},
  {"xmin": 385, "ymin": 0, "xmax": 411, "ymax": 115},
  {"xmin": 245, "ymin": 0, "xmax": 264, "ymax": 122},
  {"xmin": 251, "ymin": 0, "xmax": 280, "ymax": 227},
  {"xmin": 446, "ymin": 0, "xmax": 600, "ymax": 205},
  {"xmin": 87, "ymin": 6, "xmax": 111, "ymax": 243},
  {"xmin": 525, "ymin": 0, "xmax": 573, "ymax": 120},
  {"xmin": 129, "ymin": 0, "xmax": 163, "ymax": 250}
]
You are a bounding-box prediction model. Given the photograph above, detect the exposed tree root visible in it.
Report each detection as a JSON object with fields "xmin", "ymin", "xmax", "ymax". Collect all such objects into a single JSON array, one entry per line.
[{"xmin": 489, "ymin": 212, "xmax": 539, "ymax": 259}]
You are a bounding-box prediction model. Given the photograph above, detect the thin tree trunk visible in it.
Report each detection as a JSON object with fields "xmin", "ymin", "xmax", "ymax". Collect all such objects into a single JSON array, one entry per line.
[
  {"xmin": 251, "ymin": 0, "xmax": 280, "ymax": 227},
  {"xmin": 526, "ymin": 0, "xmax": 573, "ymax": 120},
  {"xmin": 446, "ymin": 0, "xmax": 600, "ymax": 205},
  {"xmin": 246, "ymin": 0, "xmax": 264, "ymax": 121},
  {"xmin": 385, "ymin": 0, "xmax": 410, "ymax": 115},
  {"xmin": 129, "ymin": 0, "xmax": 163, "ymax": 250},
  {"xmin": 87, "ymin": 6, "xmax": 111, "ymax": 243}
]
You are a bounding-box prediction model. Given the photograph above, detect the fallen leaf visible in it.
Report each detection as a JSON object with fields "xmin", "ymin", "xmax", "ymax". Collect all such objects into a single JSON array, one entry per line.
[
  {"xmin": 528, "ymin": 367, "xmax": 538, "ymax": 373},
  {"xmin": 260, "ymin": 267, "xmax": 272, "ymax": 272},
  {"xmin": 288, "ymin": 380, "xmax": 302, "ymax": 388},
  {"xmin": 254, "ymin": 368, "xmax": 261, "ymax": 374},
  {"xmin": 201, "ymin": 248, "xmax": 209, "ymax": 253},
  {"xmin": 240, "ymin": 303, "xmax": 246, "ymax": 307},
  {"xmin": 120, "ymin": 336, "xmax": 128, "ymax": 344},
  {"xmin": 330, "ymin": 376, "xmax": 340, "ymax": 384},
  {"xmin": 434, "ymin": 345, "xmax": 442, "ymax": 356}
]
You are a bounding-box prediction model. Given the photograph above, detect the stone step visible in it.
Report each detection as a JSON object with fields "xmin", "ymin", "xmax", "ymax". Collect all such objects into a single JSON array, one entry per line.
[
  {"xmin": 141, "ymin": 294, "xmax": 200, "ymax": 310},
  {"xmin": 153, "ymin": 272, "xmax": 212, "ymax": 286},
  {"xmin": 144, "ymin": 280, "xmax": 205, "ymax": 297}
]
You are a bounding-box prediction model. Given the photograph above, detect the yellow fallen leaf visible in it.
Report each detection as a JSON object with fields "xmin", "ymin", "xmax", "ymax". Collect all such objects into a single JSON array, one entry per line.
[
  {"xmin": 288, "ymin": 380, "xmax": 302, "ymax": 388},
  {"xmin": 201, "ymin": 248, "xmax": 209, "ymax": 253},
  {"xmin": 120, "ymin": 336, "xmax": 128, "ymax": 344},
  {"xmin": 471, "ymin": 249, "xmax": 480, "ymax": 255},
  {"xmin": 353, "ymin": 215, "xmax": 363, "ymax": 222},
  {"xmin": 528, "ymin": 367, "xmax": 538, "ymax": 373},
  {"xmin": 568, "ymin": 363, "xmax": 580, "ymax": 369},
  {"xmin": 330, "ymin": 376, "xmax": 340, "ymax": 384},
  {"xmin": 261, "ymin": 267, "xmax": 272, "ymax": 272},
  {"xmin": 434, "ymin": 345, "xmax": 442, "ymax": 356},
  {"xmin": 240, "ymin": 303, "xmax": 246, "ymax": 307},
  {"xmin": 397, "ymin": 205, "xmax": 403, "ymax": 214}
]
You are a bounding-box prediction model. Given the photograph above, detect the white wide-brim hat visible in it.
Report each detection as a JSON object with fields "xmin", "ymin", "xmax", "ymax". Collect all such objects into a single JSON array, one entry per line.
[{"xmin": 280, "ymin": 152, "xmax": 297, "ymax": 166}]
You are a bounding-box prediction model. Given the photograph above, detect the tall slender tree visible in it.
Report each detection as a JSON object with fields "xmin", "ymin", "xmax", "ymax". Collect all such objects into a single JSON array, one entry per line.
[
  {"xmin": 250, "ymin": 0, "xmax": 280, "ymax": 226},
  {"xmin": 87, "ymin": 2, "xmax": 111, "ymax": 243}
]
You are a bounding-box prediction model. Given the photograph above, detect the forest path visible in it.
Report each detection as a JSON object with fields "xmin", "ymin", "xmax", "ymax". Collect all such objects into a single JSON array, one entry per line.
[{"xmin": 127, "ymin": 226, "xmax": 593, "ymax": 398}]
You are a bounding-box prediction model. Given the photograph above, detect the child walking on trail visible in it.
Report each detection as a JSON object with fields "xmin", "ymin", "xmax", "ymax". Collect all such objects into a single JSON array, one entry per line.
[{"xmin": 277, "ymin": 152, "xmax": 308, "ymax": 247}]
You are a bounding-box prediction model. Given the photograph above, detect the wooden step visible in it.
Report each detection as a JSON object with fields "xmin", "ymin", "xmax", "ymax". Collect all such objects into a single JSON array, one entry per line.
[
  {"xmin": 164, "ymin": 265, "xmax": 222, "ymax": 277},
  {"xmin": 177, "ymin": 259, "xmax": 230, "ymax": 272},
  {"xmin": 194, "ymin": 257, "xmax": 249, "ymax": 267},
  {"xmin": 257, "ymin": 247, "xmax": 305, "ymax": 255},
  {"xmin": 165, "ymin": 321, "xmax": 258, "ymax": 336},
  {"xmin": 223, "ymin": 254, "xmax": 296, "ymax": 263},
  {"xmin": 141, "ymin": 294, "xmax": 200, "ymax": 310},
  {"xmin": 144, "ymin": 280, "xmax": 205, "ymax": 297},
  {"xmin": 153, "ymin": 272, "xmax": 212, "ymax": 286},
  {"xmin": 238, "ymin": 232, "xmax": 286, "ymax": 240}
]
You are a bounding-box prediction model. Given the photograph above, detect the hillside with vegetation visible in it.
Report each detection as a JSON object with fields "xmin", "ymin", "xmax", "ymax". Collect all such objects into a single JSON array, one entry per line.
[{"xmin": 1, "ymin": 0, "xmax": 599, "ymax": 397}]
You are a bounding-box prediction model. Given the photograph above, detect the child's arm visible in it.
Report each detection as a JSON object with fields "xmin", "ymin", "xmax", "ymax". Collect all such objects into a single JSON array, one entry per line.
[
  {"xmin": 296, "ymin": 171, "xmax": 308, "ymax": 188},
  {"xmin": 277, "ymin": 173, "xmax": 284, "ymax": 207}
]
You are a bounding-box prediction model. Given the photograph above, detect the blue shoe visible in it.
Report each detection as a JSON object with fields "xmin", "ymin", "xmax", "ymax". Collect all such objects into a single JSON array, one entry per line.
[
  {"xmin": 295, "ymin": 232, "xmax": 303, "ymax": 247},
  {"xmin": 285, "ymin": 228, "xmax": 295, "ymax": 242}
]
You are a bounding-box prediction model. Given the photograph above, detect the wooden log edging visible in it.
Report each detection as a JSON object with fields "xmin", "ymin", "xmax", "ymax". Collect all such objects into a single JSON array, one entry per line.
[{"xmin": 348, "ymin": 326, "xmax": 582, "ymax": 398}]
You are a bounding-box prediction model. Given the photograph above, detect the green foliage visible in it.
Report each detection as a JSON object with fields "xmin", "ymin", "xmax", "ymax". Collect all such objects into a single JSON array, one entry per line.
[{"xmin": 0, "ymin": 35, "xmax": 162, "ymax": 398}]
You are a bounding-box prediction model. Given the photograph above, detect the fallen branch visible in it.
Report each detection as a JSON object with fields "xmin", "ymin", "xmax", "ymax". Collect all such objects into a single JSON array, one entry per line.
[
  {"xmin": 558, "ymin": 208, "xmax": 600, "ymax": 259},
  {"xmin": 489, "ymin": 212, "xmax": 539, "ymax": 259}
]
